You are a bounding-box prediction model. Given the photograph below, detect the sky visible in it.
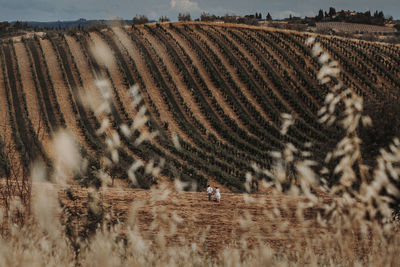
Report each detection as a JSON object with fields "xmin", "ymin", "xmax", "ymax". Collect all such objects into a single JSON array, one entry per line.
[{"xmin": 0, "ymin": 0, "xmax": 399, "ymax": 22}]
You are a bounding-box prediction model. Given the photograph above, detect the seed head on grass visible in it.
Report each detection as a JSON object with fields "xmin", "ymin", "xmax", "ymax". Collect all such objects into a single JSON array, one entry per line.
[{"xmin": 52, "ymin": 130, "xmax": 82, "ymax": 186}]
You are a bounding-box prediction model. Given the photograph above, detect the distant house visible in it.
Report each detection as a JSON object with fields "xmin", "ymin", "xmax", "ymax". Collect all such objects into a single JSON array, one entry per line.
[{"xmin": 333, "ymin": 10, "xmax": 359, "ymax": 18}]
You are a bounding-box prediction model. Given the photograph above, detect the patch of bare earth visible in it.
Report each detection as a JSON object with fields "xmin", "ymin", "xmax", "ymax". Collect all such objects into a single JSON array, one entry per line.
[{"xmin": 58, "ymin": 183, "xmax": 331, "ymax": 257}]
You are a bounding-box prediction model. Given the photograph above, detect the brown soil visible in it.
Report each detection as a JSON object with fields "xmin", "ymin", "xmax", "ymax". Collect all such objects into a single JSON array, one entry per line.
[
  {"xmin": 259, "ymin": 30, "xmax": 322, "ymax": 106},
  {"xmin": 140, "ymin": 27, "xmax": 220, "ymax": 140},
  {"xmin": 96, "ymin": 30, "xmax": 139, "ymax": 119},
  {"xmin": 212, "ymin": 26, "xmax": 300, "ymax": 118},
  {"xmin": 0, "ymin": 48, "xmax": 24, "ymax": 178},
  {"xmin": 13, "ymin": 43, "xmax": 41, "ymax": 134},
  {"xmin": 58, "ymin": 183, "xmax": 328, "ymax": 257},
  {"xmin": 109, "ymin": 28, "xmax": 185, "ymax": 142},
  {"xmin": 13, "ymin": 42, "xmax": 54, "ymax": 159},
  {"xmin": 107, "ymin": 28, "xmax": 142, "ymax": 119},
  {"xmin": 66, "ymin": 33, "xmax": 153, "ymax": 165},
  {"xmin": 65, "ymin": 35, "xmax": 103, "ymax": 112},
  {"xmin": 167, "ymin": 26, "xmax": 247, "ymax": 131},
  {"xmin": 39, "ymin": 38, "xmax": 95, "ymax": 156},
  {"xmin": 316, "ymin": 37, "xmax": 379, "ymax": 95},
  {"xmin": 195, "ymin": 26, "xmax": 277, "ymax": 126}
]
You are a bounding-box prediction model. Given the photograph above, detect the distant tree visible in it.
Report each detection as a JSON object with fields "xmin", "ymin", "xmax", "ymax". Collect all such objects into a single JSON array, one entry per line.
[
  {"xmin": 132, "ymin": 15, "xmax": 149, "ymax": 25},
  {"xmin": 88, "ymin": 21, "xmax": 107, "ymax": 31},
  {"xmin": 308, "ymin": 21, "xmax": 316, "ymax": 27},
  {"xmin": 222, "ymin": 14, "xmax": 237, "ymax": 23},
  {"xmin": 109, "ymin": 17, "xmax": 125, "ymax": 27},
  {"xmin": 361, "ymin": 11, "xmax": 372, "ymax": 24},
  {"xmin": 372, "ymin": 10, "xmax": 385, "ymax": 25},
  {"xmin": 158, "ymin": 16, "xmax": 170, "ymax": 22},
  {"xmin": 14, "ymin": 21, "xmax": 22, "ymax": 30},
  {"xmin": 266, "ymin": 13, "xmax": 272, "ymax": 21},
  {"xmin": 328, "ymin": 7, "xmax": 336, "ymax": 17},
  {"xmin": 245, "ymin": 14, "xmax": 255, "ymax": 19},
  {"xmin": 286, "ymin": 23, "xmax": 307, "ymax": 31},
  {"xmin": 200, "ymin": 12, "xmax": 217, "ymax": 22},
  {"xmin": 178, "ymin": 12, "xmax": 191, "ymax": 21},
  {"xmin": 316, "ymin": 9, "xmax": 324, "ymax": 21},
  {"xmin": 243, "ymin": 17, "xmax": 259, "ymax": 25},
  {"xmin": 0, "ymin": 21, "xmax": 10, "ymax": 32}
]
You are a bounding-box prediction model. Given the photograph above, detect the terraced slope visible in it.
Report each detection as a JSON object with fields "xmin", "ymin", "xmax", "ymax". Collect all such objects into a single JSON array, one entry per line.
[{"xmin": 0, "ymin": 23, "xmax": 398, "ymax": 191}]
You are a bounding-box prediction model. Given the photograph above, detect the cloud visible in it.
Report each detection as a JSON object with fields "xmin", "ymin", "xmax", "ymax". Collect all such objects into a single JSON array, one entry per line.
[
  {"xmin": 275, "ymin": 10, "xmax": 301, "ymax": 19},
  {"xmin": 170, "ymin": 0, "xmax": 199, "ymax": 11}
]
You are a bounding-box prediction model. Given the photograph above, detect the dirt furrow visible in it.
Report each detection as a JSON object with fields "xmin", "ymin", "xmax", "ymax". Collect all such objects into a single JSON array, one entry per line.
[
  {"xmin": 140, "ymin": 28, "xmax": 219, "ymax": 139},
  {"xmin": 315, "ymin": 36, "xmax": 376, "ymax": 97},
  {"xmin": 65, "ymin": 35, "xmax": 104, "ymax": 119},
  {"xmin": 90, "ymin": 30, "xmax": 221, "ymax": 187},
  {"xmin": 13, "ymin": 42, "xmax": 54, "ymax": 159},
  {"xmin": 107, "ymin": 28, "xmax": 146, "ymax": 121},
  {"xmin": 273, "ymin": 32, "xmax": 327, "ymax": 99},
  {"xmin": 95, "ymin": 30, "xmax": 141, "ymax": 122},
  {"xmin": 114, "ymin": 29, "xmax": 187, "ymax": 142},
  {"xmin": 66, "ymin": 34, "xmax": 149, "ymax": 165},
  {"xmin": 167, "ymin": 26, "xmax": 247, "ymax": 130},
  {"xmin": 39, "ymin": 38, "xmax": 95, "ymax": 156},
  {"xmin": 214, "ymin": 27, "xmax": 297, "ymax": 116},
  {"xmin": 14, "ymin": 42, "xmax": 42, "ymax": 134},
  {"xmin": 0, "ymin": 48, "xmax": 23, "ymax": 178},
  {"xmin": 196, "ymin": 26, "xmax": 276, "ymax": 126},
  {"xmin": 259, "ymin": 30, "xmax": 323, "ymax": 106}
]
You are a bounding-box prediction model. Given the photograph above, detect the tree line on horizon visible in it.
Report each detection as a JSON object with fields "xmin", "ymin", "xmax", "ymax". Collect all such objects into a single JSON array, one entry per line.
[
  {"xmin": 313, "ymin": 7, "xmax": 391, "ymax": 26},
  {"xmin": 1, "ymin": 7, "xmax": 399, "ymax": 35}
]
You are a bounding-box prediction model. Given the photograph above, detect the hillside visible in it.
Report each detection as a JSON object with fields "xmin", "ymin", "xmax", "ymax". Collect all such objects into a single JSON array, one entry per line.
[{"xmin": 0, "ymin": 22, "xmax": 399, "ymax": 191}]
